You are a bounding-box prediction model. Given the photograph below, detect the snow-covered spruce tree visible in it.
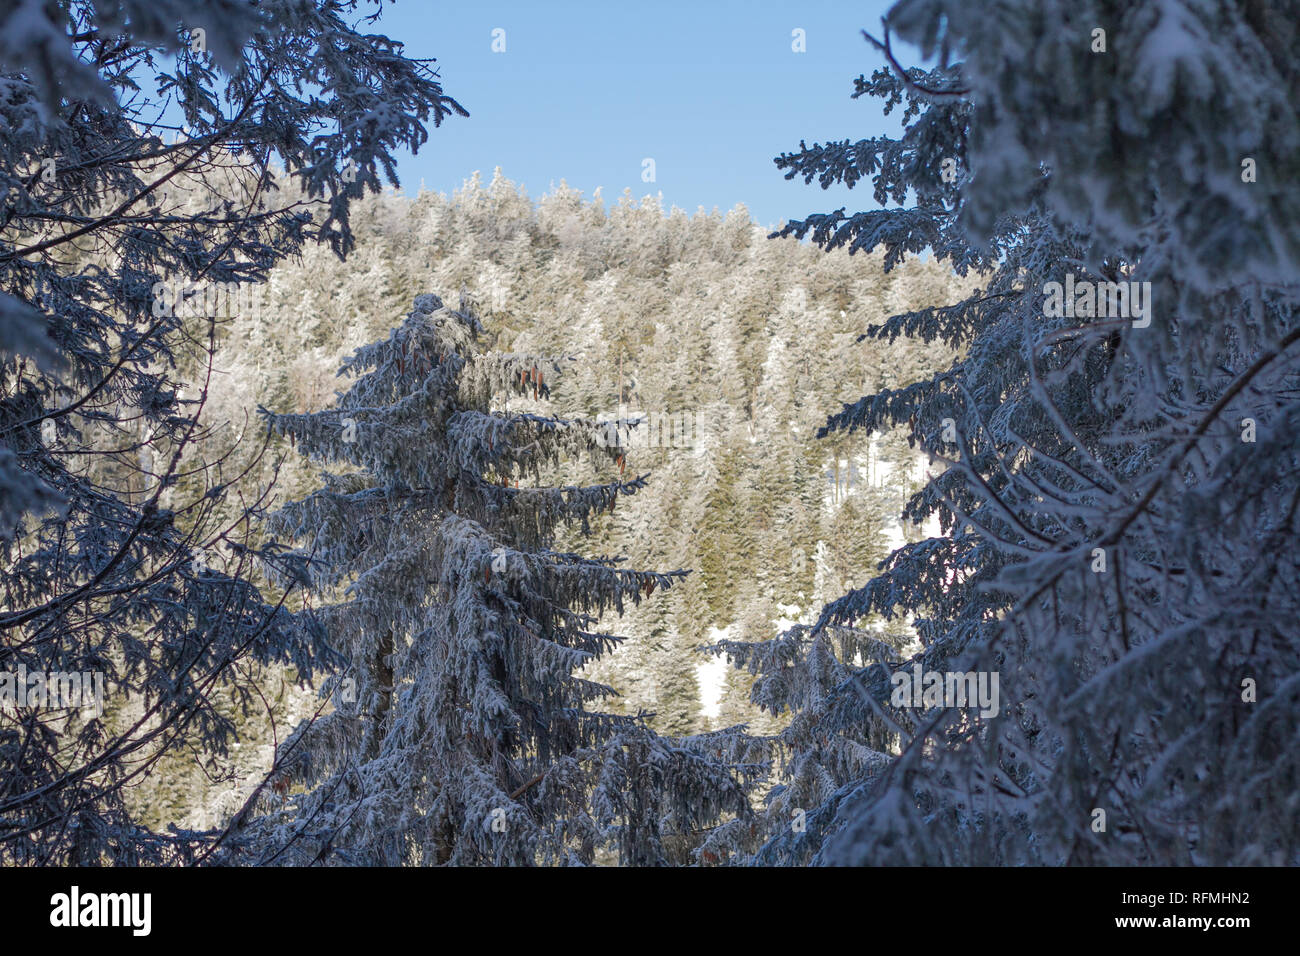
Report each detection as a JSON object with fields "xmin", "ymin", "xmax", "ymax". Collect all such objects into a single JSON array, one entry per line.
[
  {"xmin": 0, "ymin": 0, "xmax": 463, "ymax": 864},
  {"xmin": 241, "ymin": 293, "xmax": 761, "ymax": 866},
  {"xmin": 719, "ymin": 0, "xmax": 1300, "ymax": 866}
]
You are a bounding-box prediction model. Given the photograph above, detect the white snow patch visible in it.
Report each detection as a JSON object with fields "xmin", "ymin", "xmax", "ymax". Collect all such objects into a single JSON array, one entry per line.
[{"xmin": 696, "ymin": 625, "xmax": 732, "ymax": 719}]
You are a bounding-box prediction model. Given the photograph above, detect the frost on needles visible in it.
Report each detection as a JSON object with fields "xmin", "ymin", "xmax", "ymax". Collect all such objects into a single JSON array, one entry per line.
[
  {"xmin": 721, "ymin": 0, "xmax": 1300, "ymax": 867},
  {"xmin": 238, "ymin": 293, "xmax": 766, "ymax": 865}
]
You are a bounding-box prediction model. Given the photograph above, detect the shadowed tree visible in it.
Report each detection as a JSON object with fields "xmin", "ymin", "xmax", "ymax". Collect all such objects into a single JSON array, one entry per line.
[
  {"xmin": 719, "ymin": 0, "xmax": 1300, "ymax": 866},
  {"xmin": 0, "ymin": 0, "xmax": 464, "ymax": 864}
]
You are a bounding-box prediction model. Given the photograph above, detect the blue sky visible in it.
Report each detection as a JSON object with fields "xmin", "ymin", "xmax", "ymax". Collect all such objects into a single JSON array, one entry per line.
[{"xmin": 370, "ymin": 0, "xmax": 910, "ymax": 229}]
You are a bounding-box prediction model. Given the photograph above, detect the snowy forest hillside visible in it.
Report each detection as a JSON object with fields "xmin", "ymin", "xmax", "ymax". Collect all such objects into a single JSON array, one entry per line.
[
  {"xmin": 3, "ymin": 0, "xmax": 1299, "ymax": 874},
  {"xmin": 131, "ymin": 174, "xmax": 962, "ymax": 831}
]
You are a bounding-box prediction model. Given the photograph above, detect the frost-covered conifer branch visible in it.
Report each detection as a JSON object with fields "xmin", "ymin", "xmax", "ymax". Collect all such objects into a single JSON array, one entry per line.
[
  {"xmin": 732, "ymin": 0, "xmax": 1300, "ymax": 865},
  {"xmin": 1, "ymin": 0, "xmax": 465, "ymax": 864}
]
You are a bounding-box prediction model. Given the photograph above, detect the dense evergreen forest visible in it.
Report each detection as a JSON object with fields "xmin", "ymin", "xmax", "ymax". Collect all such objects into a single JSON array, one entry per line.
[
  {"xmin": 3, "ymin": 0, "xmax": 1298, "ymax": 871},
  {"xmin": 128, "ymin": 175, "xmax": 963, "ymax": 835}
]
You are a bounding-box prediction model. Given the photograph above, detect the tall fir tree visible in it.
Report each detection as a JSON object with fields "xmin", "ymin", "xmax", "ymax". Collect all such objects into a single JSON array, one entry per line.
[{"xmin": 241, "ymin": 293, "xmax": 761, "ymax": 865}]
